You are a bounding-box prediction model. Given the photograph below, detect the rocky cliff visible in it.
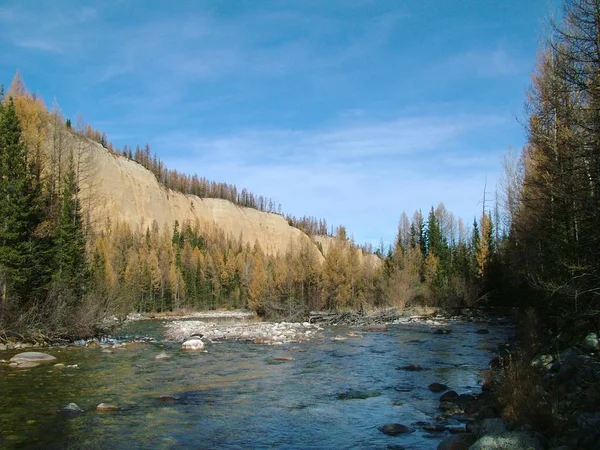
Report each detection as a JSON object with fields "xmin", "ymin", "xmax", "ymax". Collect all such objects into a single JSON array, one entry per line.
[{"xmin": 74, "ymin": 137, "xmax": 319, "ymax": 258}]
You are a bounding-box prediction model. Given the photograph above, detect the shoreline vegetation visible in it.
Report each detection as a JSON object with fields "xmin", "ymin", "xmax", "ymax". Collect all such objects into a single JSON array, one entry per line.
[{"xmin": 1, "ymin": 0, "xmax": 600, "ymax": 448}]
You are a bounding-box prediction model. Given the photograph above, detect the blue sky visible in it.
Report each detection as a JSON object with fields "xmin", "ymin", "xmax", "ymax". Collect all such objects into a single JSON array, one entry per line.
[{"xmin": 0, "ymin": 0, "xmax": 558, "ymax": 246}]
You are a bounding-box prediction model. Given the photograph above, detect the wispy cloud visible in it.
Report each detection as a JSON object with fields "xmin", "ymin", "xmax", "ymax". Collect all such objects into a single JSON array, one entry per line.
[
  {"xmin": 0, "ymin": 4, "xmax": 97, "ymax": 54},
  {"xmin": 157, "ymin": 113, "xmax": 506, "ymax": 245},
  {"xmin": 442, "ymin": 46, "xmax": 525, "ymax": 79}
]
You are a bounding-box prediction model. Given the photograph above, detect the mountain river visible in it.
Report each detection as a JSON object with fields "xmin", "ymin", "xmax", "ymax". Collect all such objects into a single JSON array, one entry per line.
[{"xmin": 0, "ymin": 315, "xmax": 512, "ymax": 449}]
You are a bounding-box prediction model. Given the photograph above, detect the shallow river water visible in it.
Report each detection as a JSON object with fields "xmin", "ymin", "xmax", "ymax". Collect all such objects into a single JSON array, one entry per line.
[{"xmin": 0, "ymin": 316, "xmax": 512, "ymax": 449}]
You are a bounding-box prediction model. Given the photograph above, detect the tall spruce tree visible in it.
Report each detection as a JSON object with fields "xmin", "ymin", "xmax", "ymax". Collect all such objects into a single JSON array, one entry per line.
[
  {"xmin": 53, "ymin": 154, "xmax": 87, "ymax": 298},
  {"xmin": 0, "ymin": 98, "xmax": 40, "ymax": 304}
]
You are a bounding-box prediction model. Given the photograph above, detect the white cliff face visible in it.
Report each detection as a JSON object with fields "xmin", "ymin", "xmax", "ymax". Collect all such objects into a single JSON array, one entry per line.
[{"xmin": 77, "ymin": 137, "xmax": 321, "ymax": 260}]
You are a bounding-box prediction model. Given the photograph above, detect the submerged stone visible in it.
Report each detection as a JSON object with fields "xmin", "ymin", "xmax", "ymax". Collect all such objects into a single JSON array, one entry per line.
[
  {"xmin": 399, "ymin": 364, "xmax": 423, "ymax": 371},
  {"xmin": 378, "ymin": 423, "xmax": 414, "ymax": 436},
  {"xmin": 337, "ymin": 389, "xmax": 380, "ymax": 400},
  {"xmin": 434, "ymin": 329, "xmax": 452, "ymax": 335},
  {"xmin": 428, "ymin": 382, "xmax": 449, "ymax": 393}
]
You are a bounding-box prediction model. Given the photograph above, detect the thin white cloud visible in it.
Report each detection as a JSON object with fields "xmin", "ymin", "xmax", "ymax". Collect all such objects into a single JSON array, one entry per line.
[
  {"xmin": 0, "ymin": 3, "xmax": 97, "ymax": 54},
  {"xmin": 157, "ymin": 114, "xmax": 506, "ymax": 164},
  {"xmin": 157, "ymin": 113, "xmax": 506, "ymax": 244},
  {"xmin": 14, "ymin": 39, "xmax": 64, "ymax": 53},
  {"xmin": 442, "ymin": 46, "xmax": 524, "ymax": 78}
]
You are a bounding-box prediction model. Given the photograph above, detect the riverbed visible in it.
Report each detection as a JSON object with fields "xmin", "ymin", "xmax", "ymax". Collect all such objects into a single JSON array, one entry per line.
[{"xmin": 0, "ymin": 315, "xmax": 512, "ymax": 449}]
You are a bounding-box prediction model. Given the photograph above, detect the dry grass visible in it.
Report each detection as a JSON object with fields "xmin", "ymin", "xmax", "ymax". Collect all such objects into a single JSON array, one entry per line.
[
  {"xmin": 492, "ymin": 308, "xmax": 562, "ymax": 436},
  {"xmin": 494, "ymin": 352, "xmax": 559, "ymax": 434}
]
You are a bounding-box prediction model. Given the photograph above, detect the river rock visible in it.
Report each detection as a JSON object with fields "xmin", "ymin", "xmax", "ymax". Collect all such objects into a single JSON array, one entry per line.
[
  {"xmin": 155, "ymin": 351, "xmax": 171, "ymax": 360},
  {"xmin": 429, "ymin": 382, "xmax": 449, "ymax": 393},
  {"xmin": 582, "ymin": 332, "xmax": 599, "ymax": 352},
  {"xmin": 181, "ymin": 338, "xmax": 205, "ymax": 350},
  {"xmin": 13, "ymin": 360, "xmax": 40, "ymax": 368},
  {"xmin": 158, "ymin": 395, "xmax": 177, "ymax": 402},
  {"xmin": 436, "ymin": 433, "xmax": 476, "ymax": 450},
  {"xmin": 474, "ymin": 418, "xmax": 506, "ymax": 438},
  {"xmin": 274, "ymin": 356, "xmax": 294, "ymax": 361},
  {"xmin": 9, "ymin": 352, "xmax": 57, "ymax": 364},
  {"xmin": 469, "ymin": 431, "xmax": 543, "ymax": 450},
  {"xmin": 363, "ymin": 324, "xmax": 388, "ymax": 332},
  {"xmin": 421, "ymin": 423, "xmax": 447, "ymax": 433},
  {"xmin": 399, "ymin": 364, "xmax": 423, "ymax": 371},
  {"xmin": 96, "ymin": 403, "xmax": 118, "ymax": 412},
  {"xmin": 53, "ymin": 363, "xmax": 65, "ymax": 368},
  {"xmin": 378, "ymin": 423, "xmax": 414, "ymax": 436},
  {"xmin": 434, "ymin": 329, "xmax": 452, "ymax": 335},
  {"xmin": 0, "ymin": 344, "xmax": 6, "ymax": 351},
  {"xmin": 440, "ymin": 390, "xmax": 459, "ymax": 402},
  {"xmin": 63, "ymin": 403, "xmax": 84, "ymax": 414}
]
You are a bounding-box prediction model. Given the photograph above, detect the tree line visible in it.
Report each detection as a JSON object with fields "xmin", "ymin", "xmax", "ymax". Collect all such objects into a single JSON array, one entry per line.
[
  {"xmin": 488, "ymin": 0, "xmax": 600, "ymax": 339},
  {"xmin": 0, "ymin": 76, "xmax": 92, "ymax": 339}
]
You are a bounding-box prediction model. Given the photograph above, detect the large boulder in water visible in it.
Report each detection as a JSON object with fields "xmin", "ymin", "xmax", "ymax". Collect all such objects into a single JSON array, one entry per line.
[
  {"xmin": 181, "ymin": 338, "xmax": 205, "ymax": 350},
  {"xmin": 469, "ymin": 431, "xmax": 544, "ymax": 450},
  {"xmin": 9, "ymin": 352, "xmax": 57, "ymax": 367}
]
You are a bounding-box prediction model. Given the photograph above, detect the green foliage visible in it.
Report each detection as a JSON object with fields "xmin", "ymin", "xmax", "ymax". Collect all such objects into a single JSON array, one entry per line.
[
  {"xmin": 0, "ymin": 98, "xmax": 42, "ymax": 303},
  {"xmin": 53, "ymin": 155, "xmax": 88, "ymax": 297}
]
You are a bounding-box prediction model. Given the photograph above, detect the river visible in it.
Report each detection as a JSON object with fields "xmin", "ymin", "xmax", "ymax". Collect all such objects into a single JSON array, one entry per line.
[{"xmin": 0, "ymin": 315, "xmax": 512, "ymax": 449}]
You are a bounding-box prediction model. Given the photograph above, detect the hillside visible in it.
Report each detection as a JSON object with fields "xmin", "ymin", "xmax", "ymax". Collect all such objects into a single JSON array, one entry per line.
[{"xmin": 77, "ymin": 134, "xmax": 323, "ymax": 260}]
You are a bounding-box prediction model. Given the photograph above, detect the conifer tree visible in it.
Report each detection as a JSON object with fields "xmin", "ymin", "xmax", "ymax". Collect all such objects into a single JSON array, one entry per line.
[
  {"xmin": 53, "ymin": 153, "xmax": 88, "ymax": 298},
  {"xmin": 0, "ymin": 98, "xmax": 41, "ymax": 304}
]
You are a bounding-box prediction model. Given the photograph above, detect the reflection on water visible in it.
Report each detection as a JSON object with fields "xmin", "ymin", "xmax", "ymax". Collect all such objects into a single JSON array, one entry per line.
[{"xmin": 0, "ymin": 317, "xmax": 512, "ymax": 449}]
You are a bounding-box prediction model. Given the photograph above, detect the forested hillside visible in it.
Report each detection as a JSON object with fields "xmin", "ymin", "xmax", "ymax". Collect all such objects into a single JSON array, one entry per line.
[{"xmin": 0, "ymin": 73, "xmax": 499, "ymax": 340}]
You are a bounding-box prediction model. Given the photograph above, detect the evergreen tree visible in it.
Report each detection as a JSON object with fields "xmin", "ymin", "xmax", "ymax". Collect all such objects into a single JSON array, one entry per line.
[
  {"xmin": 0, "ymin": 98, "xmax": 40, "ymax": 304},
  {"xmin": 53, "ymin": 154, "xmax": 88, "ymax": 298}
]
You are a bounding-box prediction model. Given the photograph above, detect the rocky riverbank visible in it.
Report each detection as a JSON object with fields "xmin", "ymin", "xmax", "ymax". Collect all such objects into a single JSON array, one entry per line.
[{"xmin": 430, "ymin": 331, "xmax": 600, "ymax": 450}]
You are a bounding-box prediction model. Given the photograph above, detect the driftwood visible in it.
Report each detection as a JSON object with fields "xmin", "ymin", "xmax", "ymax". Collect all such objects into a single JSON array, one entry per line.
[{"xmin": 308, "ymin": 309, "xmax": 401, "ymax": 326}]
